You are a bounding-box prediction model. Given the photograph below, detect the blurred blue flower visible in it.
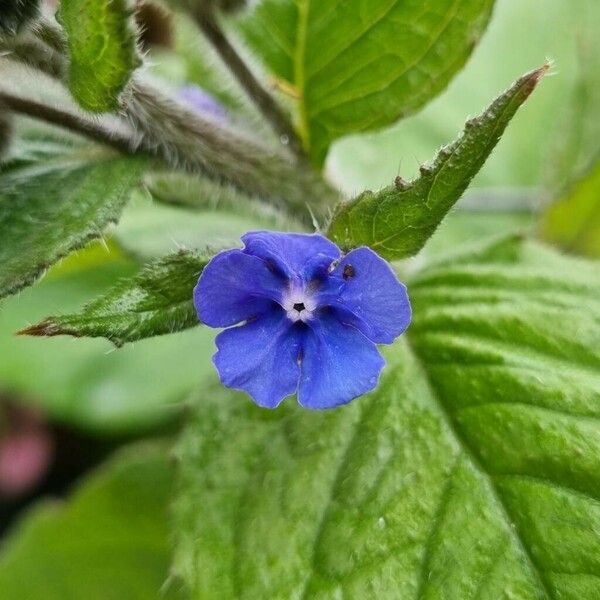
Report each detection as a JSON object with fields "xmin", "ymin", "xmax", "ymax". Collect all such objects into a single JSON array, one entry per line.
[
  {"xmin": 179, "ymin": 85, "xmax": 227, "ymax": 121},
  {"xmin": 194, "ymin": 231, "xmax": 411, "ymax": 409}
]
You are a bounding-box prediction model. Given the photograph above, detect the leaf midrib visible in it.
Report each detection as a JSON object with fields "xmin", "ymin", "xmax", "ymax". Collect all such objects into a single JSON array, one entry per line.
[
  {"xmin": 307, "ymin": 0, "xmax": 461, "ymax": 119},
  {"xmin": 295, "ymin": 336, "xmax": 553, "ymax": 598},
  {"xmin": 404, "ymin": 336, "xmax": 555, "ymax": 599}
]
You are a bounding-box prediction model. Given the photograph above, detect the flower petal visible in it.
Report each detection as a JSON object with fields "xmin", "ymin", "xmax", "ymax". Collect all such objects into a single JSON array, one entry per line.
[
  {"xmin": 319, "ymin": 247, "xmax": 411, "ymax": 344},
  {"xmin": 195, "ymin": 249, "xmax": 284, "ymax": 327},
  {"xmin": 298, "ymin": 313, "xmax": 385, "ymax": 409},
  {"xmin": 214, "ymin": 310, "xmax": 301, "ymax": 408},
  {"xmin": 242, "ymin": 231, "xmax": 340, "ymax": 280}
]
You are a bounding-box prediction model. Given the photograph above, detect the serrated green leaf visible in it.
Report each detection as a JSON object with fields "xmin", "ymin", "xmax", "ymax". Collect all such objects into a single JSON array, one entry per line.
[
  {"xmin": 329, "ymin": 0, "xmax": 588, "ymax": 194},
  {"xmin": 22, "ymin": 249, "xmax": 211, "ymax": 345},
  {"xmin": 540, "ymin": 157, "xmax": 600, "ymax": 257},
  {"xmin": 59, "ymin": 0, "xmax": 141, "ymax": 112},
  {"xmin": 0, "ymin": 443, "xmax": 183, "ymax": 599},
  {"xmin": 238, "ymin": 0, "xmax": 494, "ymax": 164},
  {"xmin": 0, "ymin": 135, "xmax": 145, "ymax": 300},
  {"xmin": 327, "ymin": 66, "xmax": 547, "ymax": 260},
  {"xmin": 0, "ymin": 244, "xmax": 217, "ymax": 434},
  {"xmin": 173, "ymin": 237, "xmax": 600, "ymax": 598}
]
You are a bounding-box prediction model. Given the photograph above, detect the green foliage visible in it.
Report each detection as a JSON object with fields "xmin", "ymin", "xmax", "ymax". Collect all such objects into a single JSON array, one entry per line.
[
  {"xmin": 327, "ymin": 67, "xmax": 546, "ymax": 260},
  {"xmin": 0, "ymin": 247, "xmax": 217, "ymax": 434},
  {"xmin": 239, "ymin": 0, "xmax": 495, "ymax": 164},
  {"xmin": 59, "ymin": 0, "xmax": 141, "ymax": 112},
  {"xmin": 329, "ymin": 0, "xmax": 585, "ymax": 195},
  {"xmin": 23, "ymin": 250, "xmax": 212, "ymax": 345},
  {"xmin": 173, "ymin": 237, "xmax": 600, "ymax": 598},
  {"xmin": 540, "ymin": 157, "xmax": 600, "ymax": 257},
  {"xmin": 0, "ymin": 443, "xmax": 182, "ymax": 599},
  {"xmin": 1, "ymin": 2, "xmax": 599, "ymax": 597},
  {"xmin": 0, "ymin": 133, "xmax": 146, "ymax": 300}
]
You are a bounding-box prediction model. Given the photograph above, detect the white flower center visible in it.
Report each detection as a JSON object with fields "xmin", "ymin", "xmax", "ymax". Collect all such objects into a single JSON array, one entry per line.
[{"xmin": 282, "ymin": 286, "xmax": 316, "ymax": 323}]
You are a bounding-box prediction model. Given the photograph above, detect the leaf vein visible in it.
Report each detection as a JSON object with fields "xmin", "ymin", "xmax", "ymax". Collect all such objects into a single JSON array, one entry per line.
[{"xmin": 406, "ymin": 339, "xmax": 555, "ymax": 599}]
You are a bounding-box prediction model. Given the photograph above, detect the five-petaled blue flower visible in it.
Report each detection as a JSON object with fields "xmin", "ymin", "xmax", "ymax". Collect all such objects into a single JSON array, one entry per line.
[{"xmin": 194, "ymin": 231, "xmax": 411, "ymax": 409}]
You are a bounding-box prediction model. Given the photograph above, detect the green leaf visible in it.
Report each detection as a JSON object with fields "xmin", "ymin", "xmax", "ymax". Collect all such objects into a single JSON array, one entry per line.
[
  {"xmin": 0, "ymin": 443, "xmax": 182, "ymax": 599},
  {"xmin": 22, "ymin": 249, "xmax": 211, "ymax": 345},
  {"xmin": 0, "ymin": 133, "xmax": 146, "ymax": 300},
  {"xmin": 173, "ymin": 237, "xmax": 600, "ymax": 598},
  {"xmin": 327, "ymin": 66, "xmax": 547, "ymax": 260},
  {"xmin": 329, "ymin": 0, "xmax": 589, "ymax": 196},
  {"xmin": 540, "ymin": 157, "xmax": 600, "ymax": 257},
  {"xmin": 239, "ymin": 0, "xmax": 495, "ymax": 164},
  {"xmin": 0, "ymin": 243, "xmax": 218, "ymax": 434},
  {"xmin": 59, "ymin": 0, "xmax": 141, "ymax": 112}
]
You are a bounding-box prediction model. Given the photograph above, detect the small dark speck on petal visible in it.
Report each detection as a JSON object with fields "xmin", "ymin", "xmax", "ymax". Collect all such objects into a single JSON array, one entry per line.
[{"xmin": 343, "ymin": 264, "xmax": 355, "ymax": 280}]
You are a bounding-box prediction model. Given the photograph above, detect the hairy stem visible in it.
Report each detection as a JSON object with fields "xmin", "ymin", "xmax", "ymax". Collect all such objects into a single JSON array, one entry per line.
[
  {"xmin": 193, "ymin": 6, "xmax": 305, "ymax": 160},
  {"xmin": 1, "ymin": 19, "xmax": 341, "ymax": 223},
  {"xmin": 0, "ymin": 32, "xmax": 64, "ymax": 78},
  {"xmin": 0, "ymin": 91, "xmax": 137, "ymax": 155},
  {"xmin": 123, "ymin": 77, "xmax": 337, "ymax": 220}
]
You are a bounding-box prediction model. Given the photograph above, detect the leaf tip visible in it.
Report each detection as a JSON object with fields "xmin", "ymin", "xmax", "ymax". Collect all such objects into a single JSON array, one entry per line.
[
  {"xmin": 522, "ymin": 62, "xmax": 552, "ymax": 91},
  {"xmin": 17, "ymin": 319, "xmax": 65, "ymax": 338}
]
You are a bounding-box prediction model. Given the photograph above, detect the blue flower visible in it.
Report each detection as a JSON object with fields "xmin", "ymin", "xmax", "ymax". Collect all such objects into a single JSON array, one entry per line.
[{"xmin": 194, "ymin": 231, "xmax": 411, "ymax": 409}]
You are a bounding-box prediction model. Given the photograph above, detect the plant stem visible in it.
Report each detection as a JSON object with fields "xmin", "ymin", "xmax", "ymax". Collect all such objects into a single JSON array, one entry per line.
[
  {"xmin": 1, "ymin": 20, "xmax": 341, "ymax": 224},
  {"xmin": 0, "ymin": 92, "xmax": 137, "ymax": 155},
  {"xmin": 193, "ymin": 7, "xmax": 305, "ymax": 160},
  {"xmin": 123, "ymin": 77, "xmax": 338, "ymax": 221},
  {"xmin": 0, "ymin": 33, "xmax": 64, "ymax": 78}
]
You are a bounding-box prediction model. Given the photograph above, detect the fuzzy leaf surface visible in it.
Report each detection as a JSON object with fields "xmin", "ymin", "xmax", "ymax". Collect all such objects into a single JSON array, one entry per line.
[
  {"xmin": 59, "ymin": 0, "xmax": 141, "ymax": 111},
  {"xmin": 22, "ymin": 250, "xmax": 212, "ymax": 345},
  {"xmin": 173, "ymin": 237, "xmax": 600, "ymax": 599},
  {"xmin": 327, "ymin": 66, "xmax": 547, "ymax": 260},
  {"xmin": 0, "ymin": 134, "xmax": 145, "ymax": 300},
  {"xmin": 0, "ymin": 244, "xmax": 217, "ymax": 434},
  {"xmin": 0, "ymin": 443, "xmax": 182, "ymax": 599},
  {"xmin": 239, "ymin": 0, "xmax": 495, "ymax": 164}
]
